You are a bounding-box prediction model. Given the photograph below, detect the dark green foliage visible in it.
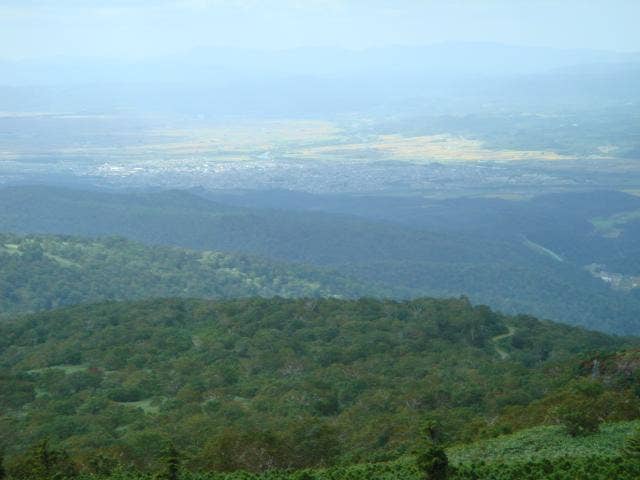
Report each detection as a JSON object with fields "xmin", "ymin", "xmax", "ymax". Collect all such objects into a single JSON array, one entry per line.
[
  {"xmin": 553, "ymin": 383, "xmax": 606, "ymax": 437},
  {"xmin": 556, "ymin": 403, "xmax": 602, "ymax": 437},
  {"xmin": 191, "ymin": 423, "xmax": 339, "ymax": 473},
  {"xmin": 7, "ymin": 439, "xmax": 76, "ymax": 480},
  {"xmin": 2, "ymin": 395, "xmax": 640, "ymax": 480},
  {"xmin": 0, "ymin": 233, "xmax": 372, "ymax": 317},
  {"xmin": 417, "ymin": 447, "xmax": 448, "ymax": 480},
  {"xmin": 0, "ymin": 297, "xmax": 635, "ymax": 472},
  {"xmin": 15, "ymin": 452, "xmax": 640, "ymax": 480},
  {"xmin": 160, "ymin": 444, "xmax": 180, "ymax": 480},
  {"xmin": 87, "ymin": 454, "xmax": 118, "ymax": 476},
  {"xmin": 415, "ymin": 422, "xmax": 449, "ymax": 480},
  {"xmin": 196, "ymin": 429, "xmax": 288, "ymax": 473}
]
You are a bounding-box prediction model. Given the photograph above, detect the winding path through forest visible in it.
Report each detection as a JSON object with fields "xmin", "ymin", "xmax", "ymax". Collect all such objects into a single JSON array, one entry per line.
[{"xmin": 492, "ymin": 325, "xmax": 516, "ymax": 360}]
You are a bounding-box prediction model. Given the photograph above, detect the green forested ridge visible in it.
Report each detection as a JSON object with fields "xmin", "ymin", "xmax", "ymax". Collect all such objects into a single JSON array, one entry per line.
[
  {"xmin": 1, "ymin": 297, "xmax": 638, "ymax": 478},
  {"xmin": 3, "ymin": 187, "xmax": 640, "ymax": 479},
  {"xmin": 2, "ymin": 186, "xmax": 640, "ymax": 334},
  {"xmin": 0, "ymin": 233, "xmax": 374, "ymax": 315}
]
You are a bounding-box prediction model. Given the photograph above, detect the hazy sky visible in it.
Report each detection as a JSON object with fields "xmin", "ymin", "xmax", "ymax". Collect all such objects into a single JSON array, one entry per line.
[{"xmin": 2, "ymin": 0, "xmax": 640, "ymax": 60}]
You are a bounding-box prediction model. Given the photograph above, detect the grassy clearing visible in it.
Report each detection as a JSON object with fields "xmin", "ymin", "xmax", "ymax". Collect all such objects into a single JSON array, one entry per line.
[
  {"xmin": 115, "ymin": 398, "xmax": 162, "ymax": 414},
  {"xmin": 43, "ymin": 252, "xmax": 81, "ymax": 268},
  {"xmin": 1, "ymin": 243, "xmax": 20, "ymax": 254},
  {"xmin": 27, "ymin": 364, "xmax": 89, "ymax": 375}
]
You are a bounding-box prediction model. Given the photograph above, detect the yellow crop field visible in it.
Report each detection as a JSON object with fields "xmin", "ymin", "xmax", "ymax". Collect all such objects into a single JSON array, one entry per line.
[{"xmin": 299, "ymin": 134, "xmax": 574, "ymax": 163}]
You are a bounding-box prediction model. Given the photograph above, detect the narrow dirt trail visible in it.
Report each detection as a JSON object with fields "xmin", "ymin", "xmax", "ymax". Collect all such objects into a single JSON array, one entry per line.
[{"xmin": 492, "ymin": 325, "xmax": 516, "ymax": 360}]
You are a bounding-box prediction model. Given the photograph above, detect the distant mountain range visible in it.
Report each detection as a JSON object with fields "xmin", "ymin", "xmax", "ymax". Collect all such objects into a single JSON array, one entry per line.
[
  {"xmin": 1, "ymin": 43, "xmax": 638, "ymax": 114},
  {"xmin": 2, "ymin": 43, "xmax": 639, "ymax": 85}
]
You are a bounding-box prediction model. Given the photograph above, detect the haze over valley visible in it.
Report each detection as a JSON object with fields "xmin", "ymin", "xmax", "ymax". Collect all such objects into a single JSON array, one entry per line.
[{"xmin": 2, "ymin": 1, "xmax": 640, "ymax": 479}]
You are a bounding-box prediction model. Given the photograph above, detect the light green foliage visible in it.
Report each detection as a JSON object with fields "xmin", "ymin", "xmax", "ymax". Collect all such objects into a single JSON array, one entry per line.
[
  {"xmin": 451, "ymin": 421, "xmax": 640, "ymax": 464},
  {"xmin": 0, "ymin": 297, "xmax": 636, "ymax": 474},
  {"xmin": 623, "ymin": 428, "xmax": 640, "ymax": 459},
  {"xmin": 0, "ymin": 233, "xmax": 372, "ymax": 316}
]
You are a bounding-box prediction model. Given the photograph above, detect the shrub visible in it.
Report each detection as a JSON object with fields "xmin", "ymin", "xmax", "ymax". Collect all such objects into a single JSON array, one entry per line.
[{"xmin": 556, "ymin": 402, "xmax": 602, "ymax": 437}]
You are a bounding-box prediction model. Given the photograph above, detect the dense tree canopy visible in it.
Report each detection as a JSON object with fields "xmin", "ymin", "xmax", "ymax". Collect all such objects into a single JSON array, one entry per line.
[
  {"xmin": 2, "ymin": 186, "xmax": 640, "ymax": 334},
  {"xmin": 0, "ymin": 297, "xmax": 636, "ymax": 474},
  {"xmin": 0, "ymin": 233, "xmax": 372, "ymax": 316}
]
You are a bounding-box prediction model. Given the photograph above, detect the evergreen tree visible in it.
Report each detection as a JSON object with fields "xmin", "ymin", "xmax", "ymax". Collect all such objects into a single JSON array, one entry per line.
[
  {"xmin": 88, "ymin": 453, "xmax": 118, "ymax": 476},
  {"xmin": 556, "ymin": 402, "xmax": 601, "ymax": 437},
  {"xmin": 0, "ymin": 450, "xmax": 5, "ymax": 480},
  {"xmin": 160, "ymin": 443, "xmax": 180, "ymax": 480},
  {"xmin": 10, "ymin": 439, "xmax": 76, "ymax": 480},
  {"xmin": 415, "ymin": 421, "xmax": 449, "ymax": 480},
  {"xmin": 37, "ymin": 439, "xmax": 53, "ymax": 477}
]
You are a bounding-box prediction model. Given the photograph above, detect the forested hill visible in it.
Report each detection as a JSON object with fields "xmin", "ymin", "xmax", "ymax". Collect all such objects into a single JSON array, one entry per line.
[
  {"xmin": 1, "ymin": 297, "xmax": 636, "ymax": 474},
  {"xmin": 0, "ymin": 233, "xmax": 375, "ymax": 315},
  {"xmin": 2, "ymin": 185, "xmax": 640, "ymax": 334}
]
